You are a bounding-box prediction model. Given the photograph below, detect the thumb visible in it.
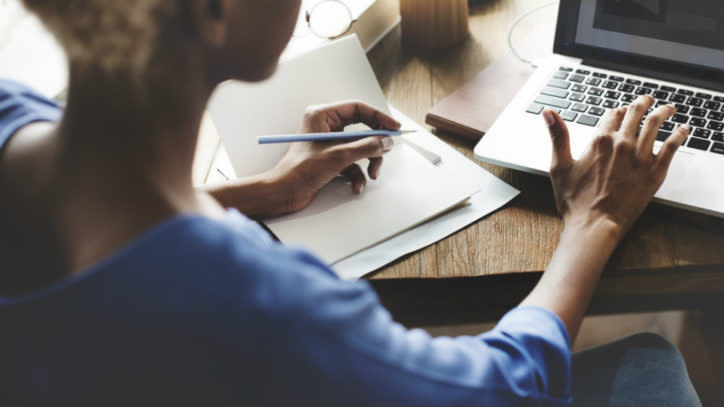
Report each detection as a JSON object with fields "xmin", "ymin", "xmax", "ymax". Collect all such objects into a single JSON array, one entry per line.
[{"xmin": 542, "ymin": 109, "xmax": 573, "ymax": 170}]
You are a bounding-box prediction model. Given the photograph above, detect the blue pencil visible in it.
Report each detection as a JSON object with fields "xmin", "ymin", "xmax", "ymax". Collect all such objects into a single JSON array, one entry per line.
[{"xmin": 257, "ymin": 129, "xmax": 416, "ymax": 144}]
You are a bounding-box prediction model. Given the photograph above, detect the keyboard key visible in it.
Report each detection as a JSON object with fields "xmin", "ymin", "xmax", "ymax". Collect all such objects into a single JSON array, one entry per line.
[
  {"xmin": 708, "ymin": 121, "xmax": 724, "ymax": 132},
  {"xmin": 708, "ymin": 111, "xmax": 724, "ymax": 121},
  {"xmin": 694, "ymin": 128, "xmax": 711, "ymax": 139},
  {"xmin": 547, "ymin": 79, "xmax": 571, "ymax": 89},
  {"xmin": 569, "ymin": 93, "xmax": 586, "ymax": 102},
  {"xmin": 643, "ymin": 82, "xmax": 659, "ymax": 89},
  {"xmin": 560, "ymin": 110, "xmax": 578, "ymax": 122},
  {"xmin": 635, "ymin": 87, "xmax": 653, "ymax": 95},
  {"xmin": 603, "ymin": 81, "xmax": 619, "ymax": 89},
  {"xmin": 621, "ymin": 94, "xmax": 636, "ymax": 103},
  {"xmin": 711, "ymin": 142, "xmax": 724, "ymax": 155},
  {"xmin": 712, "ymin": 132, "xmax": 724, "ymax": 142},
  {"xmin": 604, "ymin": 90, "xmax": 621, "ymax": 100},
  {"xmin": 588, "ymin": 87, "xmax": 603, "ymax": 96},
  {"xmin": 704, "ymin": 101, "xmax": 721, "ymax": 111},
  {"xmin": 655, "ymin": 100, "xmax": 668, "ymax": 108},
  {"xmin": 672, "ymin": 114, "xmax": 689, "ymax": 123},
  {"xmin": 577, "ymin": 114, "xmax": 599, "ymax": 126},
  {"xmin": 714, "ymin": 96, "xmax": 724, "ymax": 103},
  {"xmin": 690, "ymin": 108, "xmax": 707, "ymax": 118},
  {"xmin": 669, "ymin": 94, "xmax": 686, "ymax": 103},
  {"xmin": 609, "ymin": 75, "xmax": 624, "ymax": 82},
  {"xmin": 559, "ymin": 66, "xmax": 573, "ymax": 72},
  {"xmin": 660, "ymin": 85, "xmax": 676, "ymax": 92},
  {"xmin": 586, "ymin": 78, "xmax": 602, "ymax": 86},
  {"xmin": 656, "ymin": 131, "xmax": 672, "ymax": 142},
  {"xmin": 586, "ymin": 96, "xmax": 603, "ymax": 106},
  {"xmin": 686, "ymin": 97, "xmax": 703, "ymax": 107},
  {"xmin": 678, "ymin": 89, "xmax": 694, "ymax": 96},
  {"xmin": 569, "ymin": 74, "xmax": 586, "ymax": 83},
  {"xmin": 653, "ymin": 90, "xmax": 669, "ymax": 100},
  {"xmin": 576, "ymin": 69, "xmax": 590, "ymax": 75},
  {"xmin": 603, "ymin": 100, "xmax": 619, "ymax": 109},
  {"xmin": 571, "ymin": 103, "xmax": 588, "ymax": 112},
  {"xmin": 696, "ymin": 92, "xmax": 712, "ymax": 100},
  {"xmin": 690, "ymin": 118, "xmax": 707, "ymax": 127},
  {"xmin": 661, "ymin": 121, "xmax": 675, "ymax": 131},
  {"xmin": 535, "ymin": 94, "xmax": 572, "ymax": 109},
  {"xmin": 675, "ymin": 104, "xmax": 690, "ymax": 114},
  {"xmin": 553, "ymin": 71, "xmax": 569, "ymax": 79},
  {"xmin": 619, "ymin": 84, "xmax": 635, "ymax": 93},
  {"xmin": 571, "ymin": 84, "xmax": 587, "ymax": 92},
  {"xmin": 541, "ymin": 87, "xmax": 569, "ymax": 98},
  {"xmin": 588, "ymin": 107, "xmax": 606, "ymax": 116},
  {"xmin": 526, "ymin": 103, "xmax": 544, "ymax": 114},
  {"xmin": 688, "ymin": 137, "xmax": 711, "ymax": 151}
]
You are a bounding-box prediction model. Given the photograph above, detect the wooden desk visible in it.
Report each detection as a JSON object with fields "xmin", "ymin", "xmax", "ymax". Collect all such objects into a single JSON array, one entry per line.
[{"xmin": 364, "ymin": 0, "xmax": 724, "ymax": 326}]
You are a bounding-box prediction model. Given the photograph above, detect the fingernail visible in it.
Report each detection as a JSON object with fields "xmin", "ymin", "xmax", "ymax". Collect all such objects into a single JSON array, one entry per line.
[
  {"xmin": 542, "ymin": 110, "xmax": 555, "ymax": 127},
  {"xmin": 382, "ymin": 137, "xmax": 394, "ymax": 151},
  {"xmin": 359, "ymin": 184, "xmax": 364, "ymax": 194},
  {"xmin": 681, "ymin": 124, "xmax": 691, "ymax": 133}
]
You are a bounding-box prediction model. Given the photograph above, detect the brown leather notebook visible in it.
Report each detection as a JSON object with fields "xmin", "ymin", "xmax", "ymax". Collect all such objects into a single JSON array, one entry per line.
[{"xmin": 426, "ymin": 52, "xmax": 535, "ymax": 141}]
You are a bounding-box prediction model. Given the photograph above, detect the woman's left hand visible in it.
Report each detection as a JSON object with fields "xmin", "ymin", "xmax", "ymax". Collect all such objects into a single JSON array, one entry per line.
[{"xmin": 266, "ymin": 101, "xmax": 400, "ymax": 213}]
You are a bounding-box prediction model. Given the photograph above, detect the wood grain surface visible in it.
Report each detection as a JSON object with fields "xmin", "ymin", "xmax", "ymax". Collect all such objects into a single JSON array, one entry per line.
[{"xmin": 365, "ymin": 0, "xmax": 724, "ymax": 322}]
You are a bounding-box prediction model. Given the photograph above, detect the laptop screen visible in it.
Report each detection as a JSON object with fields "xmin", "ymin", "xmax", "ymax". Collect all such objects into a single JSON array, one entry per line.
[{"xmin": 569, "ymin": 0, "xmax": 724, "ymax": 72}]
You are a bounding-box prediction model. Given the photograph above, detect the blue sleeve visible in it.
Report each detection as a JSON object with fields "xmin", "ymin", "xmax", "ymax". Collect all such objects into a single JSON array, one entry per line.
[
  {"xmin": 265, "ymin": 248, "xmax": 572, "ymax": 407},
  {"xmin": 0, "ymin": 79, "xmax": 62, "ymax": 151}
]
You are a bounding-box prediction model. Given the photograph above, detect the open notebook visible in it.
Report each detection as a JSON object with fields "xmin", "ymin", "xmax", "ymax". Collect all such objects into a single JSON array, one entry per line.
[{"xmin": 207, "ymin": 36, "xmax": 478, "ymax": 265}]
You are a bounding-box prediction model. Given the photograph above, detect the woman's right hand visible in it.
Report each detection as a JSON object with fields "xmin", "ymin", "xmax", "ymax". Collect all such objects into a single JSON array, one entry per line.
[{"xmin": 543, "ymin": 95, "xmax": 689, "ymax": 240}]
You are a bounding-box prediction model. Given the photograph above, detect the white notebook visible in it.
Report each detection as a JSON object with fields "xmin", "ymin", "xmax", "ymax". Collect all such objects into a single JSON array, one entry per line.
[{"xmin": 207, "ymin": 36, "xmax": 477, "ymax": 264}]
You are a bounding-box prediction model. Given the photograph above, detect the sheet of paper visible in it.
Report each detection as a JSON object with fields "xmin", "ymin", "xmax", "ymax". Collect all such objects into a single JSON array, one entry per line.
[
  {"xmin": 208, "ymin": 36, "xmax": 390, "ymax": 177},
  {"xmin": 332, "ymin": 107, "xmax": 520, "ymax": 279},
  {"xmin": 264, "ymin": 142, "xmax": 472, "ymax": 264}
]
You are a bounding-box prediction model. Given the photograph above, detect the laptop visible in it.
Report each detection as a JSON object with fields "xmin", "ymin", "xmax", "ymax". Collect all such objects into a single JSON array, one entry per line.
[{"xmin": 474, "ymin": 0, "xmax": 724, "ymax": 218}]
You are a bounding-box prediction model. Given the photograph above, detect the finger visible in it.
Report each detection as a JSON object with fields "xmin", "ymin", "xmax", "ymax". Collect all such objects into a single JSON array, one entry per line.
[
  {"xmin": 330, "ymin": 136, "xmax": 394, "ymax": 165},
  {"xmin": 542, "ymin": 109, "xmax": 573, "ymax": 171},
  {"xmin": 654, "ymin": 124, "xmax": 690, "ymax": 175},
  {"xmin": 368, "ymin": 157, "xmax": 383, "ymax": 180},
  {"xmin": 600, "ymin": 106, "xmax": 627, "ymax": 133},
  {"xmin": 341, "ymin": 164, "xmax": 367, "ymax": 195},
  {"xmin": 620, "ymin": 95, "xmax": 654, "ymax": 140},
  {"xmin": 637, "ymin": 104, "xmax": 676, "ymax": 156},
  {"xmin": 320, "ymin": 101, "xmax": 401, "ymax": 131}
]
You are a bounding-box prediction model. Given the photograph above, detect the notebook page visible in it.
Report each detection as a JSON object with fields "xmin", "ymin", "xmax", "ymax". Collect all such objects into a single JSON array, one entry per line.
[
  {"xmin": 207, "ymin": 36, "xmax": 390, "ymax": 177},
  {"xmin": 264, "ymin": 142, "xmax": 472, "ymax": 264}
]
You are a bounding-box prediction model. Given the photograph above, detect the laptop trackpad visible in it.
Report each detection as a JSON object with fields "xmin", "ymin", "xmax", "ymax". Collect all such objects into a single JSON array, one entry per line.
[{"xmin": 657, "ymin": 150, "xmax": 713, "ymax": 206}]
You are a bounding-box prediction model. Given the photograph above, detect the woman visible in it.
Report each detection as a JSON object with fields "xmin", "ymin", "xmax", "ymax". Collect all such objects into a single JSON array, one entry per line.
[{"xmin": 0, "ymin": 0, "xmax": 701, "ymax": 406}]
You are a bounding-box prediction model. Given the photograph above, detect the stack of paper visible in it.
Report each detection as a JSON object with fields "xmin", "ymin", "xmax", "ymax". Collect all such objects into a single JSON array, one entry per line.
[{"xmin": 208, "ymin": 36, "xmax": 519, "ymax": 278}]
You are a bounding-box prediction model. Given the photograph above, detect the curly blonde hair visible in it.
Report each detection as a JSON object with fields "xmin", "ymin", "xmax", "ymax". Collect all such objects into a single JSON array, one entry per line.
[{"xmin": 21, "ymin": 0, "xmax": 177, "ymax": 75}]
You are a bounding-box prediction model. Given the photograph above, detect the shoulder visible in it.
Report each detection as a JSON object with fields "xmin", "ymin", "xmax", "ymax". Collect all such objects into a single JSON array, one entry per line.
[
  {"xmin": 122, "ymin": 211, "xmax": 351, "ymax": 305},
  {"xmin": 0, "ymin": 79, "xmax": 62, "ymax": 150}
]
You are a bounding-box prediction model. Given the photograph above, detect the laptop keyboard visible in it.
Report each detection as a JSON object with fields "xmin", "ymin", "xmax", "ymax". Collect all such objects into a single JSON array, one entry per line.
[{"xmin": 526, "ymin": 66, "xmax": 724, "ymax": 156}]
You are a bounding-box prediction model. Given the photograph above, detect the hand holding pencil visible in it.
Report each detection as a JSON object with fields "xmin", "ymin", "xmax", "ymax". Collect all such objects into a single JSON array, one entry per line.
[{"xmin": 263, "ymin": 101, "xmax": 402, "ymax": 213}]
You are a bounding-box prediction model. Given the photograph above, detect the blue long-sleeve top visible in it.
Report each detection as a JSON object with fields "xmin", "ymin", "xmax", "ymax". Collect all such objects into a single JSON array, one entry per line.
[{"xmin": 0, "ymin": 79, "xmax": 572, "ymax": 406}]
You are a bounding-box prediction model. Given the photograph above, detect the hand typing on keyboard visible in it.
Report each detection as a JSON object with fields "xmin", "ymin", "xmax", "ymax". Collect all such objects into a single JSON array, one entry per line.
[
  {"xmin": 542, "ymin": 95, "xmax": 689, "ymax": 239},
  {"xmin": 520, "ymin": 96, "xmax": 690, "ymax": 339}
]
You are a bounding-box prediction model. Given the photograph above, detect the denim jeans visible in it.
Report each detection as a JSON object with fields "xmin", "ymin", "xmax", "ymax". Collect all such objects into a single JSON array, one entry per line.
[{"xmin": 572, "ymin": 333, "xmax": 702, "ymax": 407}]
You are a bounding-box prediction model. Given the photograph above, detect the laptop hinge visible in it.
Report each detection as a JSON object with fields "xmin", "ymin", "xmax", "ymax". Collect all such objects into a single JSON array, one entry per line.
[{"xmin": 581, "ymin": 58, "xmax": 724, "ymax": 94}]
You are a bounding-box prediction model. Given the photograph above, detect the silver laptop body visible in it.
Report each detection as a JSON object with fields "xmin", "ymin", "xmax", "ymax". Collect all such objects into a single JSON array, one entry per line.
[{"xmin": 475, "ymin": 0, "xmax": 724, "ymax": 218}]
